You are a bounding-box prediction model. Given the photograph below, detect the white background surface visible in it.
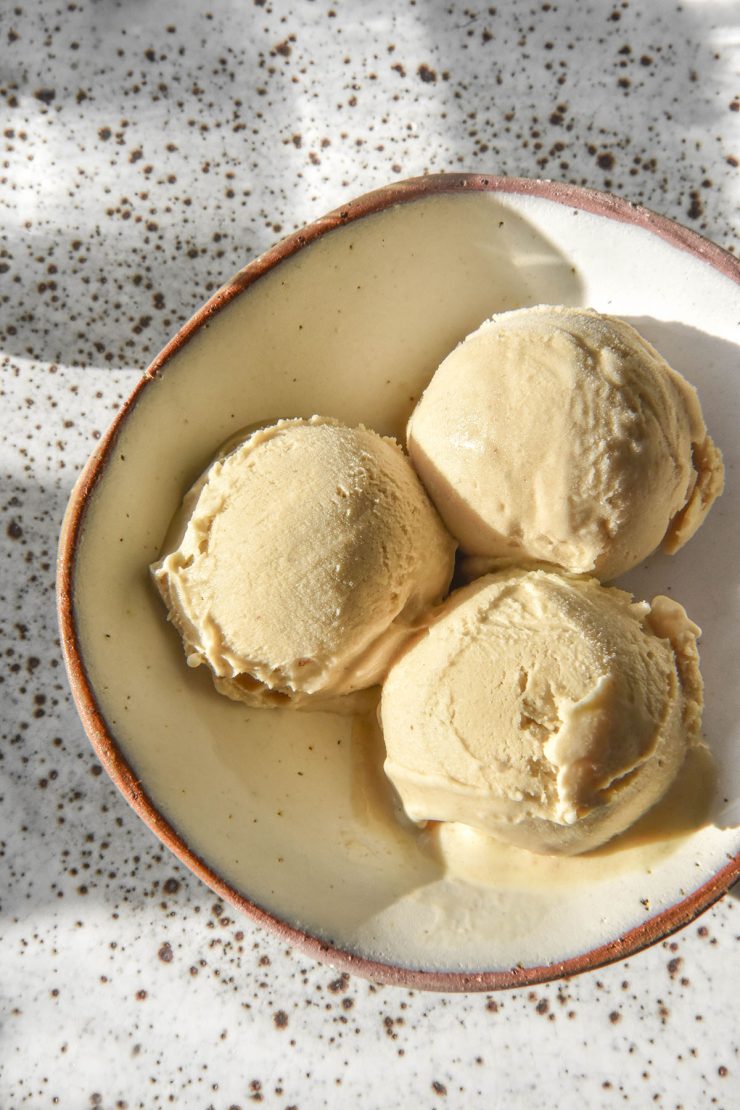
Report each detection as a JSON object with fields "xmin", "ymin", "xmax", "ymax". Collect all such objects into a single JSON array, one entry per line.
[{"xmin": 2, "ymin": 1, "xmax": 738, "ymax": 1106}]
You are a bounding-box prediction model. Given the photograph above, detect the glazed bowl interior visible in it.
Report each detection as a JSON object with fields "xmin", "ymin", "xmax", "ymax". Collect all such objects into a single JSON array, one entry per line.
[{"xmin": 59, "ymin": 176, "xmax": 740, "ymax": 991}]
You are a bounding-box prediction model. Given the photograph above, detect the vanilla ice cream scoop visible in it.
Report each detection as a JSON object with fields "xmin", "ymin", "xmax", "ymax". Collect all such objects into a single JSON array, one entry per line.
[
  {"xmin": 407, "ymin": 306, "xmax": 724, "ymax": 580},
  {"xmin": 381, "ymin": 568, "xmax": 704, "ymax": 855},
  {"xmin": 152, "ymin": 417, "xmax": 456, "ymax": 709}
]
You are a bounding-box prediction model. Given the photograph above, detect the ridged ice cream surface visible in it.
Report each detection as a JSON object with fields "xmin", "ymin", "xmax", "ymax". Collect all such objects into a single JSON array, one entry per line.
[
  {"xmin": 151, "ymin": 417, "xmax": 455, "ymax": 708},
  {"xmin": 407, "ymin": 306, "xmax": 724, "ymax": 580},
  {"xmin": 381, "ymin": 568, "xmax": 704, "ymax": 855}
]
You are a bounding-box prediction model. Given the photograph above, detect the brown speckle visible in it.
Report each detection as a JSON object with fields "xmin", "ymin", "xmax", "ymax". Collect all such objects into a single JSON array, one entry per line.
[
  {"xmin": 687, "ymin": 191, "xmax": 703, "ymax": 219},
  {"xmin": 328, "ymin": 973, "xmax": 349, "ymax": 994}
]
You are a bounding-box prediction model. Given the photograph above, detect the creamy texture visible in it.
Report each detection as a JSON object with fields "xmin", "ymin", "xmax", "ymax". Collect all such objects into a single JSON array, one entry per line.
[
  {"xmin": 407, "ymin": 306, "xmax": 724, "ymax": 580},
  {"xmin": 430, "ymin": 743, "xmax": 715, "ymax": 887},
  {"xmin": 152, "ymin": 416, "xmax": 455, "ymax": 708},
  {"xmin": 381, "ymin": 568, "xmax": 705, "ymax": 855}
]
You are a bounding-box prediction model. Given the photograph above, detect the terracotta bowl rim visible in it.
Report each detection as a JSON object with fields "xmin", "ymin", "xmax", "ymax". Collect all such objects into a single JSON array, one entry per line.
[{"xmin": 57, "ymin": 172, "xmax": 740, "ymax": 993}]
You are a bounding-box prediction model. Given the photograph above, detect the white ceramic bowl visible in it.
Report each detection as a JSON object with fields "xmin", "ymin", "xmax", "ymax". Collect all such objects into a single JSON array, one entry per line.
[{"xmin": 58, "ymin": 175, "xmax": 740, "ymax": 991}]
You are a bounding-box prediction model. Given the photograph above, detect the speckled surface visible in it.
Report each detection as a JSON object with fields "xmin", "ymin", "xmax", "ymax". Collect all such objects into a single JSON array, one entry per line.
[{"xmin": 2, "ymin": 0, "xmax": 739, "ymax": 1106}]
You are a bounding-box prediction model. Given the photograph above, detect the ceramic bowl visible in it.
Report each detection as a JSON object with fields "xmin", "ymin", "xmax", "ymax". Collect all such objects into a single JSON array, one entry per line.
[{"xmin": 58, "ymin": 174, "xmax": 740, "ymax": 991}]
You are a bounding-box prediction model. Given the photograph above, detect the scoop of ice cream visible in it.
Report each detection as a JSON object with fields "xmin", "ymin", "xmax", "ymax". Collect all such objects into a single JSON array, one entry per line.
[
  {"xmin": 380, "ymin": 568, "xmax": 704, "ymax": 855},
  {"xmin": 407, "ymin": 306, "xmax": 724, "ymax": 580},
  {"xmin": 152, "ymin": 417, "xmax": 456, "ymax": 709}
]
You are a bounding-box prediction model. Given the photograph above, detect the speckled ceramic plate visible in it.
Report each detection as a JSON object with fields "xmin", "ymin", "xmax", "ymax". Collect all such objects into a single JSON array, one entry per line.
[{"xmin": 58, "ymin": 174, "xmax": 740, "ymax": 991}]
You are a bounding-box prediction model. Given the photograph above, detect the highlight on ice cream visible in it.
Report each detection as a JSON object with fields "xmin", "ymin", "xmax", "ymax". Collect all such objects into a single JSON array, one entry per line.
[
  {"xmin": 152, "ymin": 417, "xmax": 455, "ymax": 709},
  {"xmin": 407, "ymin": 306, "xmax": 724, "ymax": 581},
  {"xmin": 380, "ymin": 567, "xmax": 705, "ymax": 855}
]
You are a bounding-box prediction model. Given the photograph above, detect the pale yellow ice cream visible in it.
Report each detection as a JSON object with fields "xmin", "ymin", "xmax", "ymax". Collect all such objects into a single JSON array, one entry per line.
[
  {"xmin": 381, "ymin": 568, "xmax": 704, "ymax": 855},
  {"xmin": 407, "ymin": 306, "xmax": 724, "ymax": 580},
  {"xmin": 152, "ymin": 417, "xmax": 456, "ymax": 709}
]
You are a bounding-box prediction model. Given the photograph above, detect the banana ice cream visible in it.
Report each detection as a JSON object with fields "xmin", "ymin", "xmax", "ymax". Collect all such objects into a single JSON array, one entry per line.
[
  {"xmin": 407, "ymin": 306, "xmax": 724, "ymax": 580},
  {"xmin": 152, "ymin": 417, "xmax": 455, "ymax": 708},
  {"xmin": 380, "ymin": 568, "xmax": 704, "ymax": 855}
]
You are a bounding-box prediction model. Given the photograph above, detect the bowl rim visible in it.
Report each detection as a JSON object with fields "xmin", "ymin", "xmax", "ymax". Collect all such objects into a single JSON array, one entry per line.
[{"xmin": 57, "ymin": 172, "xmax": 740, "ymax": 993}]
